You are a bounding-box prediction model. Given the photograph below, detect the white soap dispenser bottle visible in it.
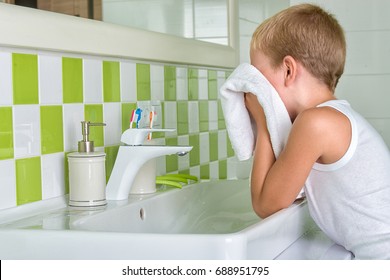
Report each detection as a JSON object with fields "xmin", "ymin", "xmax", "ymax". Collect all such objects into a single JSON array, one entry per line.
[{"xmin": 68, "ymin": 121, "xmax": 107, "ymax": 208}]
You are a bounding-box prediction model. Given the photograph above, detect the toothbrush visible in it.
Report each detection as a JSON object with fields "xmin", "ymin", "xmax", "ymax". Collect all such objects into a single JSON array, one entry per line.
[
  {"xmin": 129, "ymin": 109, "xmax": 136, "ymax": 128},
  {"xmin": 135, "ymin": 108, "xmax": 142, "ymax": 128},
  {"xmin": 147, "ymin": 111, "xmax": 155, "ymax": 140}
]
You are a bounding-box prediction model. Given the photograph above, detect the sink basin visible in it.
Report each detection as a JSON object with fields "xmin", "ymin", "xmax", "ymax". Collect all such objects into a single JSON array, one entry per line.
[
  {"xmin": 0, "ymin": 179, "xmax": 315, "ymax": 259},
  {"xmin": 70, "ymin": 179, "xmax": 314, "ymax": 259},
  {"xmin": 71, "ymin": 179, "xmax": 260, "ymax": 234}
]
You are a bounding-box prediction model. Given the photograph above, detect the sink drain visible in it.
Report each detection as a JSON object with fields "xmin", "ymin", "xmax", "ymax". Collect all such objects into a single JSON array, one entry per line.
[{"xmin": 139, "ymin": 208, "xmax": 145, "ymax": 220}]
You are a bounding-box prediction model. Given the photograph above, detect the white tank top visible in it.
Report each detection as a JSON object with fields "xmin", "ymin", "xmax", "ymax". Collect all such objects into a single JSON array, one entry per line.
[{"xmin": 305, "ymin": 100, "xmax": 390, "ymax": 259}]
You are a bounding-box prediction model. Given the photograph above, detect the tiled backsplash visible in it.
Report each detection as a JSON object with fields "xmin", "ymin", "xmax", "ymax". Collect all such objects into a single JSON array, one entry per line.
[{"xmin": 0, "ymin": 48, "xmax": 235, "ymax": 210}]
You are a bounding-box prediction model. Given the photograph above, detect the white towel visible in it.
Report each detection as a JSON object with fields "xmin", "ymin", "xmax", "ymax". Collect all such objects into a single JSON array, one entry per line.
[{"xmin": 219, "ymin": 63, "xmax": 292, "ymax": 161}]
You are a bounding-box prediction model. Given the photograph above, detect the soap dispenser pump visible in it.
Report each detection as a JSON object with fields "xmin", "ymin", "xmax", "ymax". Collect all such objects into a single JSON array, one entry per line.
[{"xmin": 68, "ymin": 121, "xmax": 107, "ymax": 208}]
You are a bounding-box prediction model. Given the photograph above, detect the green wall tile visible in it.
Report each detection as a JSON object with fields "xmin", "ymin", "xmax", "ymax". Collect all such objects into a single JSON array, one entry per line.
[
  {"xmin": 208, "ymin": 70, "xmax": 218, "ymax": 100},
  {"xmin": 40, "ymin": 106, "xmax": 64, "ymax": 154},
  {"xmin": 199, "ymin": 100, "xmax": 209, "ymax": 132},
  {"xmin": 121, "ymin": 102, "xmax": 137, "ymax": 132},
  {"xmin": 0, "ymin": 107, "xmax": 14, "ymax": 159},
  {"xmin": 105, "ymin": 145, "xmax": 119, "ymax": 183},
  {"xmin": 85, "ymin": 104, "xmax": 104, "ymax": 147},
  {"xmin": 179, "ymin": 169, "xmax": 190, "ymax": 176},
  {"xmin": 177, "ymin": 101, "xmax": 189, "ymax": 135},
  {"xmin": 136, "ymin": 63, "xmax": 151, "ymax": 101},
  {"xmin": 12, "ymin": 53, "xmax": 39, "ymax": 105},
  {"xmin": 64, "ymin": 152, "xmax": 70, "ymax": 194},
  {"xmin": 227, "ymin": 134, "xmax": 235, "ymax": 157},
  {"xmin": 103, "ymin": 61, "xmax": 121, "ymax": 102},
  {"xmin": 165, "ymin": 136, "xmax": 178, "ymax": 172},
  {"xmin": 209, "ymin": 131, "xmax": 218, "ymax": 162},
  {"xmin": 62, "ymin": 57, "xmax": 83, "ymax": 103},
  {"xmin": 164, "ymin": 65, "xmax": 176, "ymax": 101},
  {"xmin": 219, "ymin": 159, "xmax": 227, "ymax": 179},
  {"xmin": 200, "ymin": 164, "xmax": 210, "ymax": 179},
  {"xmin": 218, "ymin": 100, "xmax": 226, "ymax": 129},
  {"xmin": 16, "ymin": 157, "xmax": 42, "ymax": 205},
  {"xmin": 189, "ymin": 134, "xmax": 200, "ymax": 167},
  {"xmin": 188, "ymin": 68, "xmax": 198, "ymax": 100}
]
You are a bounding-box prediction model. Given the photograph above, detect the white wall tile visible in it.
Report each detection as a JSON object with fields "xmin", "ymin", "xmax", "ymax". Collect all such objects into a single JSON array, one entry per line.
[
  {"xmin": 337, "ymin": 75, "xmax": 390, "ymax": 118},
  {"xmin": 227, "ymin": 157, "xmax": 237, "ymax": 179},
  {"xmin": 0, "ymin": 51, "xmax": 13, "ymax": 105},
  {"xmin": 0, "ymin": 159, "xmax": 16, "ymax": 210},
  {"xmin": 189, "ymin": 165, "xmax": 200, "ymax": 179},
  {"xmin": 63, "ymin": 104, "xmax": 84, "ymax": 152},
  {"xmin": 39, "ymin": 54, "xmax": 62, "ymax": 104},
  {"xmin": 367, "ymin": 118, "xmax": 390, "ymax": 148},
  {"xmin": 83, "ymin": 58, "xmax": 103, "ymax": 103},
  {"xmin": 239, "ymin": 0, "xmax": 266, "ymax": 25},
  {"xmin": 13, "ymin": 105, "xmax": 41, "ymax": 158},
  {"xmin": 103, "ymin": 102, "xmax": 122, "ymax": 145},
  {"xmin": 163, "ymin": 101, "xmax": 177, "ymax": 134},
  {"xmin": 150, "ymin": 64, "xmax": 164, "ymax": 101},
  {"xmin": 41, "ymin": 152, "xmax": 65, "ymax": 199},
  {"xmin": 294, "ymin": 0, "xmax": 390, "ymax": 31},
  {"xmin": 209, "ymin": 160, "xmax": 219, "ymax": 179},
  {"xmin": 120, "ymin": 61, "xmax": 137, "ymax": 102},
  {"xmin": 345, "ymin": 31, "xmax": 390, "ymax": 75},
  {"xmin": 188, "ymin": 101, "xmax": 199, "ymax": 133},
  {"xmin": 198, "ymin": 69, "xmax": 208, "ymax": 100},
  {"xmin": 218, "ymin": 130, "xmax": 227, "ymax": 159}
]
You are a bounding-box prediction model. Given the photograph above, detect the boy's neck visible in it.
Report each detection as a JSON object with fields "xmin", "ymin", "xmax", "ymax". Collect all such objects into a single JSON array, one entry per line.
[{"xmin": 290, "ymin": 82, "xmax": 336, "ymax": 121}]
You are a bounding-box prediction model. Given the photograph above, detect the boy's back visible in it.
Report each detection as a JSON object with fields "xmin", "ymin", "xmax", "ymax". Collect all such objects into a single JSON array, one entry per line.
[{"xmin": 305, "ymin": 100, "xmax": 390, "ymax": 259}]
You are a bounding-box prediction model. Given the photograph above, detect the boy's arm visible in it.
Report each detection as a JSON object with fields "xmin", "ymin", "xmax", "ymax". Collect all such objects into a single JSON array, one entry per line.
[{"xmin": 245, "ymin": 93, "xmax": 348, "ymax": 218}]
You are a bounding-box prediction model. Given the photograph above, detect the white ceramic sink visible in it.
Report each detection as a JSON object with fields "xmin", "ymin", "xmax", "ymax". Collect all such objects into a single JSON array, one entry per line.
[
  {"xmin": 0, "ymin": 179, "xmax": 316, "ymax": 259},
  {"xmin": 71, "ymin": 179, "xmax": 261, "ymax": 234}
]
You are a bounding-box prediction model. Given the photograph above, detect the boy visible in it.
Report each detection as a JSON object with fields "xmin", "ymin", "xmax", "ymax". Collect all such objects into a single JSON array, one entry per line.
[{"xmin": 245, "ymin": 4, "xmax": 390, "ymax": 259}]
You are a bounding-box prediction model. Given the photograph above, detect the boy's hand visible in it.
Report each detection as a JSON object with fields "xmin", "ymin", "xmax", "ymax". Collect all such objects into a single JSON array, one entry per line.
[{"xmin": 244, "ymin": 92, "xmax": 267, "ymax": 130}]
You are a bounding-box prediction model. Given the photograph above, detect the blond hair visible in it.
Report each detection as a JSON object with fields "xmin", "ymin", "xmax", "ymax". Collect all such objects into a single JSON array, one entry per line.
[{"xmin": 251, "ymin": 4, "xmax": 346, "ymax": 91}]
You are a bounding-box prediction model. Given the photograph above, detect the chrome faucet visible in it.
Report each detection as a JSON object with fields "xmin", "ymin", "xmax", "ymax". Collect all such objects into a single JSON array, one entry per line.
[{"xmin": 106, "ymin": 129, "xmax": 192, "ymax": 200}]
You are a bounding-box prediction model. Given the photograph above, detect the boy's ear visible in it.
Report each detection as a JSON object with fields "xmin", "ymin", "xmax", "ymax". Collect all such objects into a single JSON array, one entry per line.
[{"xmin": 283, "ymin": 56, "xmax": 297, "ymax": 86}]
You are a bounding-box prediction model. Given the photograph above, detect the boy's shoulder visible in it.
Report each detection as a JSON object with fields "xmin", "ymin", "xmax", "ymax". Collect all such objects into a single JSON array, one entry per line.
[
  {"xmin": 293, "ymin": 105, "xmax": 351, "ymax": 138},
  {"xmin": 291, "ymin": 106, "xmax": 351, "ymax": 164}
]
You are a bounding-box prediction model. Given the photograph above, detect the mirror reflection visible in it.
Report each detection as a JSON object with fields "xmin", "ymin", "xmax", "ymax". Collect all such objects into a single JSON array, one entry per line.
[{"xmin": 3, "ymin": 0, "xmax": 229, "ymax": 45}]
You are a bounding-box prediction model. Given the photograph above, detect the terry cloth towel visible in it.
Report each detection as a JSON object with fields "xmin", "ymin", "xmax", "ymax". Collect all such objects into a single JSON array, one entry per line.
[{"xmin": 219, "ymin": 63, "xmax": 292, "ymax": 161}]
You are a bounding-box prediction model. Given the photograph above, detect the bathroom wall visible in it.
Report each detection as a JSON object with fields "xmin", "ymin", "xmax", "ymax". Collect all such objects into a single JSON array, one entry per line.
[{"xmin": 0, "ymin": 47, "xmax": 235, "ymax": 210}]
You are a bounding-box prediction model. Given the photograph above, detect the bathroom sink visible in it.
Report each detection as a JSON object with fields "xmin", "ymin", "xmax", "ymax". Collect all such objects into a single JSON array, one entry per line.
[
  {"xmin": 71, "ymin": 179, "xmax": 260, "ymax": 234},
  {"xmin": 0, "ymin": 179, "xmax": 315, "ymax": 259},
  {"xmin": 69, "ymin": 179, "xmax": 314, "ymax": 259}
]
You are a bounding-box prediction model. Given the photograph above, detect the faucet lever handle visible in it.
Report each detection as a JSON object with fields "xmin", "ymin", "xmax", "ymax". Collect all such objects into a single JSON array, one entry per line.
[{"xmin": 121, "ymin": 128, "xmax": 175, "ymax": 146}]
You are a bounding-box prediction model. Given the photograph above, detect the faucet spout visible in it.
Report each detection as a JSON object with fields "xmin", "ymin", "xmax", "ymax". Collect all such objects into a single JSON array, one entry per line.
[{"xmin": 106, "ymin": 145, "xmax": 192, "ymax": 200}]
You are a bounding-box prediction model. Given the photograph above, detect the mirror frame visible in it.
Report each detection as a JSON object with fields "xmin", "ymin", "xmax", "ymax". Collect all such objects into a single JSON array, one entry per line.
[{"xmin": 0, "ymin": 1, "xmax": 238, "ymax": 68}]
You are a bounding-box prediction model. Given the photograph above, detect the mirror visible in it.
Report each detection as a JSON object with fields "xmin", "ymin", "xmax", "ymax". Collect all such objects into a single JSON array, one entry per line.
[
  {"xmin": 4, "ymin": 0, "xmax": 229, "ymax": 46},
  {"xmin": 0, "ymin": 1, "xmax": 237, "ymax": 68}
]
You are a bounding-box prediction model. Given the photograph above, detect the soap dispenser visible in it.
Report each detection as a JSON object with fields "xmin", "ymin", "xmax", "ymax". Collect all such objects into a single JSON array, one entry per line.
[{"xmin": 68, "ymin": 121, "xmax": 107, "ymax": 208}]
